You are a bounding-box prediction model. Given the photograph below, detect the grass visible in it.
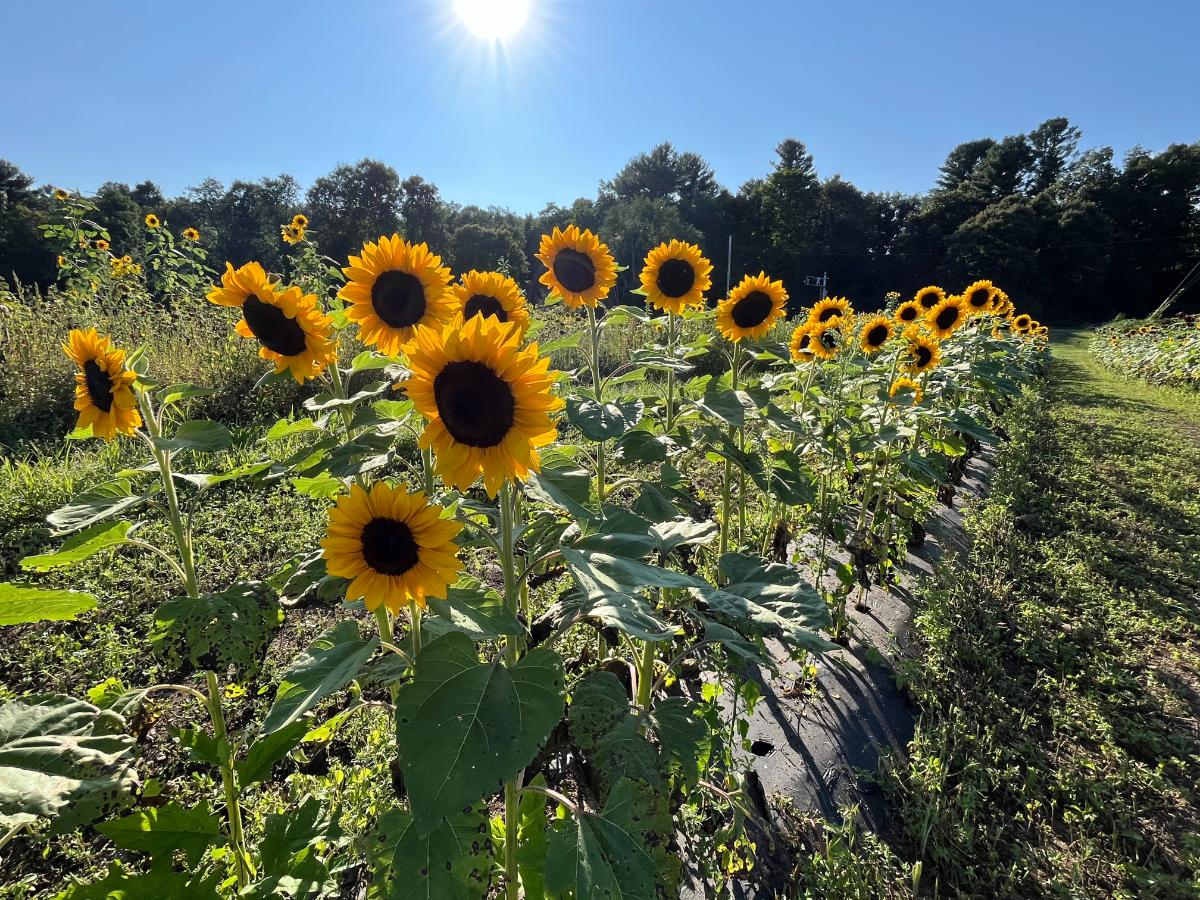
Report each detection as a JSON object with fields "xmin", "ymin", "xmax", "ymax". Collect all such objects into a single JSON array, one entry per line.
[{"xmin": 805, "ymin": 329, "xmax": 1200, "ymax": 898}]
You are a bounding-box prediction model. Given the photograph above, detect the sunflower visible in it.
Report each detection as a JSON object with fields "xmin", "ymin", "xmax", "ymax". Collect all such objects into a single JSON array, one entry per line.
[
  {"xmin": 291, "ymin": 214, "xmax": 309, "ymax": 228},
  {"xmin": 808, "ymin": 296, "xmax": 852, "ymax": 327},
  {"xmin": 789, "ymin": 322, "xmax": 815, "ymax": 363},
  {"xmin": 321, "ymin": 481, "xmax": 463, "ymax": 613},
  {"xmin": 640, "ymin": 239, "xmax": 712, "ymax": 314},
  {"xmin": 927, "ymin": 295, "xmax": 968, "ymax": 339},
  {"xmin": 536, "ymin": 225, "xmax": 618, "ymax": 309},
  {"xmin": 144, "ymin": 214, "xmax": 160, "ymax": 229},
  {"xmin": 914, "ymin": 285, "xmax": 945, "ymax": 310},
  {"xmin": 1012, "ymin": 313, "xmax": 1033, "ymax": 333},
  {"xmin": 962, "ymin": 280, "xmax": 996, "ymax": 315},
  {"xmin": 904, "ymin": 333, "xmax": 941, "ymax": 374},
  {"xmin": 987, "ymin": 288, "xmax": 1010, "ymax": 315},
  {"xmin": 888, "ymin": 376, "xmax": 924, "ymax": 405},
  {"xmin": 808, "ymin": 321, "xmax": 843, "ymax": 360},
  {"xmin": 859, "ymin": 316, "xmax": 894, "ymax": 354},
  {"xmin": 449, "ymin": 270, "xmax": 530, "ymax": 336},
  {"xmin": 94, "ymin": 239, "xmax": 110, "ymax": 251},
  {"xmin": 62, "ymin": 328, "xmax": 142, "ymax": 441},
  {"xmin": 56, "ymin": 254, "xmax": 66, "ymax": 268},
  {"xmin": 716, "ymin": 272, "xmax": 788, "ymax": 342},
  {"xmin": 281, "ymin": 223, "xmax": 305, "ymax": 245},
  {"xmin": 404, "ymin": 315, "xmax": 563, "ymax": 497},
  {"xmin": 339, "ymin": 234, "xmax": 454, "ymax": 355},
  {"xmin": 207, "ymin": 261, "xmax": 336, "ymax": 382},
  {"xmin": 54, "ymin": 188, "xmax": 70, "ymax": 202},
  {"xmin": 182, "ymin": 227, "xmax": 200, "ymax": 242},
  {"xmin": 895, "ymin": 300, "xmax": 923, "ymax": 325}
]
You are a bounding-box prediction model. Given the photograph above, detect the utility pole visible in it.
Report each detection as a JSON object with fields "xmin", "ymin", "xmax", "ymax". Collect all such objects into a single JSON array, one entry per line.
[
  {"xmin": 725, "ymin": 234, "xmax": 733, "ymax": 296},
  {"xmin": 803, "ymin": 272, "xmax": 829, "ymax": 302}
]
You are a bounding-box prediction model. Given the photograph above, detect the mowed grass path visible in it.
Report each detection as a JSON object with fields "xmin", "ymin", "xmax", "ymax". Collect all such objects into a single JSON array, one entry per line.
[{"xmin": 865, "ymin": 331, "xmax": 1200, "ymax": 899}]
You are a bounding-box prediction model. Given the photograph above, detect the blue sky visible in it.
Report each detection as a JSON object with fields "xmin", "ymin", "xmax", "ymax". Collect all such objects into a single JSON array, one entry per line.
[{"xmin": 3, "ymin": 0, "xmax": 1197, "ymax": 213}]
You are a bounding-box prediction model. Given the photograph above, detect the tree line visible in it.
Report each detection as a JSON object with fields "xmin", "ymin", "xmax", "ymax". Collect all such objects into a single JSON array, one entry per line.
[{"xmin": 2, "ymin": 116, "xmax": 1197, "ymax": 322}]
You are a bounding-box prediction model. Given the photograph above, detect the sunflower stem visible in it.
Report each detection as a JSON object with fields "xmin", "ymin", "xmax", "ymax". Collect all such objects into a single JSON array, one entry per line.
[
  {"xmin": 498, "ymin": 481, "xmax": 523, "ymax": 900},
  {"xmin": 408, "ymin": 601, "xmax": 423, "ymax": 660},
  {"xmin": 327, "ymin": 361, "xmax": 367, "ymax": 490},
  {"xmin": 665, "ymin": 312, "xmax": 677, "ymax": 434},
  {"xmin": 718, "ymin": 341, "xmax": 741, "ymax": 563},
  {"xmin": 204, "ymin": 670, "xmax": 254, "ymax": 889},
  {"xmin": 586, "ymin": 305, "xmax": 606, "ymax": 508},
  {"xmin": 137, "ymin": 389, "xmax": 199, "ymax": 598}
]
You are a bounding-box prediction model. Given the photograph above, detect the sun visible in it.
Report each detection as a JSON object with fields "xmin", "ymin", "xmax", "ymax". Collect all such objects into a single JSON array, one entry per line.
[{"xmin": 453, "ymin": 0, "xmax": 530, "ymax": 40}]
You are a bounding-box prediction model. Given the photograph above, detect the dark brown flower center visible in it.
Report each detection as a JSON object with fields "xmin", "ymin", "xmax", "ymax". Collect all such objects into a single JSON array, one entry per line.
[
  {"xmin": 242, "ymin": 294, "xmax": 308, "ymax": 356},
  {"xmin": 83, "ymin": 360, "xmax": 114, "ymax": 412},
  {"xmin": 656, "ymin": 258, "xmax": 695, "ymax": 298},
  {"xmin": 899, "ymin": 306, "xmax": 918, "ymax": 321},
  {"xmin": 371, "ymin": 270, "xmax": 427, "ymax": 328},
  {"xmin": 818, "ymin": 305, "xmax": 842, "ymax": 322},
  {"xmin": 914, "ymin": 344, "xmax": 933, "ymax": 367},
  {"xmin": 819, "ymin": 328, "xmax": 839, "ymax": 350},
  {"xmin": 935, "ymin": 306, "xmax": 960, "ymax": 330},
  {"xmin": 433, "ymin": 361, "xmax": 515, "ymax": 448},
  {"xmin": 359, "ymin": 517, "xmax": 420, "ymax": 575},
  {"xmin": 731, "ymin": 291, "xmax": 773, "ymax": 329},
  {"xmin": 866, "ymin": 324, "xmax": 889, "ymax": 347},
  {"xmin": 552, "ymin": 249, "xmax": 596, "ymax": 294},
  {"xmin": 968, "ymin": 288, "xmax": 990, "ymax": 308},
  {"xmin": 919, "ymin": 292, "xmax": 940, "ymax": 309},
  {"xmin": 463, "ymin": 294, "xmax": 508, "ymax": 322}
]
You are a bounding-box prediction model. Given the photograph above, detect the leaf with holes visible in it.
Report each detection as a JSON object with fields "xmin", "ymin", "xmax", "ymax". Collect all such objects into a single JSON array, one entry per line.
[
  {"xmin": 394, "ymin": 633, "xmax": 564, "ymax": 827},
  {"xmin": 569, "ymin": 672, "xmax": 661, "ymax": 796},
  {"xmin": 149, "ymin": 581, "xmax": 282, "ymax": 677},
  {"xmin": 370, "ymin": 805, "xmax": 495, "ymax": 900},
  {"xmin": 56, "ymin": 862, "xmax": 223, "ymax": 899},
  {"xmin": 648, "ymin": 698, "xmax": 709, "ymax": 786},
  {"xmin": 0, "ymin": 584, "xmax": 98, "ymax": 626}
]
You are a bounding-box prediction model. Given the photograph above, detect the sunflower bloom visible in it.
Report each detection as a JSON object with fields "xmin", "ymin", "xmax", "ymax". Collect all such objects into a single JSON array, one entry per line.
[
  {"xmin": 889, "ymin": 376, "xmax": 923, "ymax": 405},
  {"xmin": 927, "ymin": 295, "xmax": 968, "ymax": 339},
  {"xmin": 904, "ymin": 332, "xmax": 941, "ymax": 374},
  {"xmin": 404, "ymin": 315, "xmax": 563, "ymax": 497},
  {"xmin": 62, "ymin": 328, "xmax": 142, "ymax": 441},
  {"xmin": 1012, "ymin": 313, "xmax": 1033, "ymax": 333},
  {"xmin": 321, "ymin": 482, "xmax": 463, "ymax": 613},
  {"xmin": 281, "ymin": 223, "xmax": 306, "ymax": 245},
  {"xmin": 95, "ymin": 239, "xmax": 110, "ymax": 251},
  {"xmin": 291, "ymin": 214, "xmax": 309, "ymax": 228},
  {"xmin": 895, "ymin": 300, "xmax": 923, "ymax": 325},
  {"xmin": 54, "ymin": 188, "xmax": 70, "ymax": 202},
  {"xmin": 449, "ymin": 270, "xmax": 530, "ymax": 336},
  {"xmin": 859, "ymin": 316, "xmax": 893, "ymax": 354},
  {"xmin": 808, "ymin": 321, "xmax": 843, "ymax": 360},
  {"xmin": 716, "ymin": 272, "xmax": 787, "ymax": 342},
  {"xmin": 339, "ymin": 234, "xmax": 454, "ymax": 355},
  {"xmin": 207, "ymin": 261, "xmax": 336, "ymax": 382},
  {"xmin": 962, "ymin": 280, "xmax": 996, "ymax": 315},
  {"xmin": 144, "ymin": 214, "xmax": 161, "ymax": 229},
  {"xmin": 789, "ymin": 322, "xmax": 815, "ymax": 363},
  {"xmin": 182, "ymin": 227, "xmax": 200, "ymax": 242},
  {"xmin": 640, "ymin": 240, "xmax": 712, "ymax": 314},
  {"xmin": 914, "ymin": 286, "xmax": 945, "ymax": 310},
  {"xmin": 536, "ymin": 225, "xmax": 618, "ymax": 309},
  {"xmin": 808, "ymin": 296, "xmax": 852, "ymax": 328}
]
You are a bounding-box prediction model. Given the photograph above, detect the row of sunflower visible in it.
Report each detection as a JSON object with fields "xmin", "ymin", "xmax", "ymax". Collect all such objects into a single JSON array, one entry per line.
[
  {"xmin": 1091, "ymin": 315, "xmax": 1200, "ymax": 390},
  {"xmin": 2, "ymin": 220, "xmax": 1046, "ymax": 898}
]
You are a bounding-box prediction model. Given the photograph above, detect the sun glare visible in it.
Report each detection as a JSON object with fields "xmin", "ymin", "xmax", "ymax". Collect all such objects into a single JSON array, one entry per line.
[{"xmin": 453, "ymin": 0, "xmax": 530, "ymax": 41}]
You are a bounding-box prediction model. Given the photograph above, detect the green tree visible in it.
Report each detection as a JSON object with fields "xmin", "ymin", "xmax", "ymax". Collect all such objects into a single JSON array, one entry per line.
[{"xmin": 306, "ymin": 160, "xmax": 403, "ymax": 264}]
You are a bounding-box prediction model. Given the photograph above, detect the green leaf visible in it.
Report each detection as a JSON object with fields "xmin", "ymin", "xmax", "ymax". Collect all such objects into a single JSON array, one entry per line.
[
  {"xmin": 170, "ymin": 726, "xmax": 221, "ymax": 767},
  {"xmin": 560, "ymin": 546, "xmax": 704, "ymax": 595},
  {"xmin": 56, "ymin": 862, "xmax": 222, "ymax": 899},
  {"xmin": 237, "ymin": 719, "xmax": 309, "ymax": 788},
  {"xmin": 425, "ymin": 582, "xmax": 524, "ymax": 642},
  {"xmin": 20, "ymin": 521, "xmax": 133, "ymax": 572},
  {"xmin": 566, "ymin": 398, "xmax": 644, "ymax": 442},
  {"xmin": 47, "ymin": 479, "xmax": 156, "ymax": 535},
  {"xmin": 95, "ymin": 800, "xmax": 221, "ymax": 866},
  {"xmin": 0, "ymin": 583, "xmax": 98, "ymax": 626},
  {"xmin": 149, "ymin": 581, "xmax": 282, "ymax": 677},
  {"xmin": 613, "ymin": 429, "xmax": 668, "ymax": 464},
  {"xmin": 159, "ymin": 383, "xmax": 217, "ymax": 407},
  {"xmin": 648, "ymin": 698, "xmax": 709, "ymax": 786},
  {"xmin": 516, "ymin": 778, "xmax": 549, "ymax": 900},
  {"xmin": 351, "ymin": 350, "xmax": 394, "ymax": 372},
  {"xmin": 691, "ymin": 387, "xmax": 757, "ymax": 427},
  {"xmin": 394, "ymin": 633, "xmax": 565, "ymax": 827},
  {"xmin": 0, "ymin": 695, "xmax": 138, "ymax": 832},
  {"xmin": 543, "ymin": 588, "xmax": 676, "ymax": 643},
  {"xmin": 262, "ymin": 417, "xmax": 321, "ymax": 441},
  {"xmin": 292, "ymin": 471, "xmax": 346, "ymax": 499},
  {"xmin": 152, "ymin": 419, "xmax": 233, "ymax": 453},
  {"xmin": 262, "ymin": 621, "xmax": 379, "ymax": 736},
  {"xmin": 371, "ymin": 805, "xmax": 494, "ymax": 900},
  {"xmin": 692, "ymin": 554, "xmax": 835, "ymax": 653},
  {"xmin": 648, "ymin": 517, "xmax": 719, "ymax": 557},
  {"xmin": 569, "ymin": 672, "xmax": 661, "ymax": 795},
  {"xmin": 524, "ymin": 451, "xmax": 595, "ymax": 523},
  {"xmin": 698, "ymin": 616, "xmax": 769, "ymax": 664},
  {"xmin": 537, "ymin": 332, "xmax": 583, "ymax": 354},
  {"xmin": 545, "ymin": 778, "xmax": 680, "ymax": 900}
]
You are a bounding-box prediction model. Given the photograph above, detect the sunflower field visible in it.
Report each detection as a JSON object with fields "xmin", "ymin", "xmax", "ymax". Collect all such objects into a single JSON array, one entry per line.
[
  {"xmin": 0, "ymin": 195, "xmax": 1049, "ymax": 898},
  {"xmin": 1090, "ymin": 315, "xmax": 1200, "ymax": 390}
]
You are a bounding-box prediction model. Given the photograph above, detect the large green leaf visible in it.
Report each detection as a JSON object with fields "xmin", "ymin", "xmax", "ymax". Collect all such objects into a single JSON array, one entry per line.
[
  {"xmin": 394, "ymin": 633, "xmax": 564, "ymax": 827},
  {"xmin": 56, "ymin": 862, "xmax": 222, "ymax": 899},
  {"xmin": 47, "ymin": 479, "xmax": 157, "ymax": 535},
  {"xmin": 692, "ymin": 554, "xmax": 835, "ymax": 653},
  {"xmin": 151, "ymin": 419, "xmax": 233, "ymax": 453},
  {"xmin": 425, "ymin": 582, "xmax": 524, "ymax": 642},
  {"xmin": 261, "ymin": 621, "xmax": 378, "ymax": 736},
  {"xmin": 149, "ymin": 581, "xmax": 282, "ymax": 676},
  {"xmin": 569, "ymin": 672, "xmax": 660, "ymax": 795},
  {"xmin": 95, "ymin": 800, "xmax": 221, "ymax": 866},
  {"xmin": 691, "ymin": 387, "xmax": 757, "ymax": 428},
  {"xmin": 260, "ymin": 796, "xmax": 337, "ymax": 875},
  {"xmin": 0, "ymin": 695, "xmax": 138, "ymax": 832},
  {"xmin": 0, "ymin": 583, "xmax": 97, "ymax": 626},
  {"xmin": 20, "ymin": 521, "xmax": 133, "ymax": 572},
  {"xmin": 516, "ymin": 777, "xmax": 549, "ymax": 900},
  {"xmin": 236, "ymin": 719, "xmax": 309, "ymax": 788},
  {"xmin": 560, "ymin": 546, "xmax": 704, "ymax": 597},
  {"xmin": 613, "ymin": 429, "xmax": 669, "ymax": 464},
  {"xmin": 648, "ymin": 698, "xmax": 709, "ymax": 786},
  {"xmin": 371, "ymin": 805, "xmax": 494, "ymax": 900},
  {"xmin": 545, "ymin": 778, "xmax": 680, "ymax": 900},
  {"xmin": 566, "ymin": 398, "xmax": 644, "ymax": 442},
  {"xmin": 524, "ymin": 452, "xmax": 596, "ymax": 523}
]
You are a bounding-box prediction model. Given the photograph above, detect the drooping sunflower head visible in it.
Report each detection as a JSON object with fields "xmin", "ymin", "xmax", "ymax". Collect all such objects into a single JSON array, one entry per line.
[
  {"xmin": 859, "ymin": 316, "xmax": 894, "ymax": 354},
  {"xmin": 207, "ymin": 261, "xmax": 337, "ymax": 382},
  {"xmin": 94, "ymin": 239, "xmax": 110, "ymax": 251},
  {"xmin": 321, "ymin": 481, "xmax": 463, "ymax": 613},
  {"xmin": 962, "ymin": 279, "xmax": 996, "ymax": 314},
  {"xmin": 716, "ymin": 272, "xmax": 788, "ymax": 342},
  {"xmin": 291, "ymin": 214, "xmax": 309, "ymax": 229},
  {"xmin": 904, "ymin": 333, "xmax": 941, "ymax": 374},
  {"xmin": 1012, "ymin": 313, "xmax": 1033, "ymax": 333},
  {"xmin": 449, "ymin": 270, "xmax": 530, "ymax": 336},
  {"xmin": 895, "ymin": 300, "xmax": 923, "ymax": 325},
  {"xmin": 144, "ymin": 213, "xmax": 161, "ymax": 229},
  {"xmin": 640, "ymin": 239, "xmax": 712, "ymax": 314},
  {"xmin": 54, "ymin": 188, "xmax": 70, "ymax": 202},
  {"xmin": 182, "ymin": 227, "xmax": 200, "ymax": 242},
  {"xmin": 914, "ymin": 285, "xmax": 946, "ymax": 310},
  {"xmin": 339, "ymin": 234, "xmax": 455, "ymax": 356},
  {"xmin": 808, "ymin": 296, "xmax": 853, "ymax": 327},
  {"xmin": 281, "ymin": 223, "xmax": 306, "ymax": 245},
  {"xmin": 889, "ymin": 376, "xmax": 924, "ymax": 405},
  {"xmin": 789, "ymin": 322, "xmax": 815, "ymax": 363},
  {"xmin": 986, "ymin": 288, "xmax": 1010, "ymax": 315},
  {"xmin": 62, "ymin": 328, "xmax": 142, "ymax": 441},
  {"xmin": 809, "ymin": 321, "xmax": 843, "ymax": 360},
  {"xmin": 404, "ymin": 314, "xmax": 564, "ymax": 497},
  {"xmin": 927, "ymin": 295, "xmax": 968, "ymax": 339},
  {"xmin": 536, "ymin": 225, "xmax": 618, "ymax": 309}
]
